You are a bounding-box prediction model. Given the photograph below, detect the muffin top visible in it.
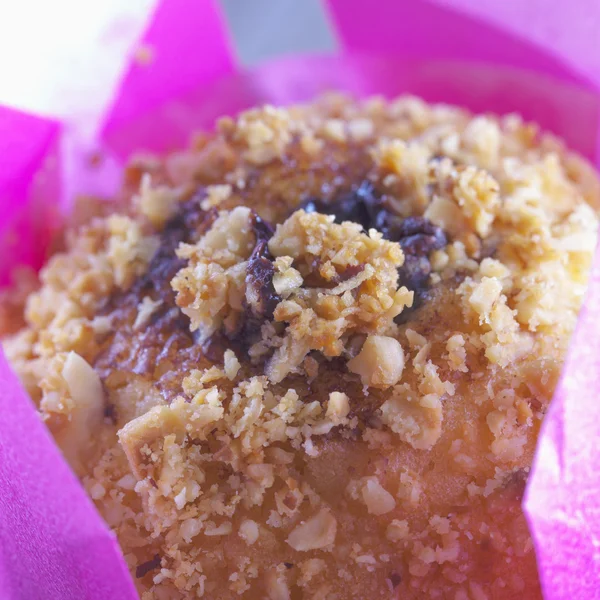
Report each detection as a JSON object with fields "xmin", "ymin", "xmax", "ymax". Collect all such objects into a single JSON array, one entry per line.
[{"xmin": 2, "ymin": 94, "xmax": 599, "ymax": 599}]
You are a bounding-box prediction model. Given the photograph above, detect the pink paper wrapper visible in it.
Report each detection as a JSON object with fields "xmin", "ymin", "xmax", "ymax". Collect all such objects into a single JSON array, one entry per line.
[{"xmin": 1, "ymin": 1, "xmax": 600, "ymax": 598}]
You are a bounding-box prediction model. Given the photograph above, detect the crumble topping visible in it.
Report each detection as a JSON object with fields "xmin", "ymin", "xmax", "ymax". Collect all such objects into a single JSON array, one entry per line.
[
  {"xmin": 171, "ymin": 207, "xmax": 256, "ymax": 341},
  {"xmin": 2, "ymin": 94, "xmax": 599, "ymax": 600},
  {"xmin": 173, "ymin": 207, "xmax": 413, "ymax": 385},
  {"xmin": 265, "ymin": 210, "xmax": 412, "ymax": 383}
]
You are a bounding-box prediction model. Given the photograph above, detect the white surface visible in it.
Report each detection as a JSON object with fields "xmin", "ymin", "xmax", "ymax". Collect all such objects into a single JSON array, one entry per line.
[
  {"xmin": 0, "ymin": 0, "xmax": 155, "ymax": 136},
  {"xmin": 0, "ymin": 0, "xmax": 336, "ymax": 133}
]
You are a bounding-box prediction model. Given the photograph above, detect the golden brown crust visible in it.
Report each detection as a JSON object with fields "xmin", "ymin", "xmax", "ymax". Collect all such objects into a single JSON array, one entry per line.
[{"xmin": 2, "ymin": 94, "xmax": 599, "ymax": 600}]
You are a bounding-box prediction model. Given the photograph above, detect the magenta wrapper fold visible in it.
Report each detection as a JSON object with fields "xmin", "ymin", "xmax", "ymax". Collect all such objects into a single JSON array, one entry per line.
[{"xmin": 1, "ymin": 1, "xmax": 600, "ymax": 598}]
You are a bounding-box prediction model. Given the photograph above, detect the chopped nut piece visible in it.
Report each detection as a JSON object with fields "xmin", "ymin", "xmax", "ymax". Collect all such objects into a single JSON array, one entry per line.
[
  {"xmin": 133, "ymin": 296, "xmax": 162, "ymax": 330},
  {"xmin": 201, "ymin": 183, "xmax": 232, "ymax": 210},
  {"xmin": 347, "ymin": 335, "xmax": 405, "ymax": 388},
  {"xmin": 326, "ymin": 391, "xmax": 350, "ymax": 422},
  {"xmin": 379, "ymin": 384, "xmax": 443, "ymax": 450},
  {"xmin": 180, "ymin": 518, "xmax": 203, "ymax": 543},
  {"xmin": 223, "ymin": 349, "xmax": 241, "ymax": 380},
  {"xmin": 386, "ymin": 519, "xmax": 410, "ymax": 542},
  {"xmin": 286, "ymin": 509, "xmax": 337, "ymax": 551},
  {"xmin": 265, "ymin": 568, "xmax": 291, "ymax": 600},
  {"xmin": 273, "ymin": 256, "xmax": 303, "ymax": 298},
  {"xmin": 41, "ymin": 352, "xmax": 105, "ymax": 472},
  {"xmin": 239, "ymin": 519, "xmax": 260, "ymax": 545},
  {"xmin": 204, "ymin": 522, "xmax": 233, "ymax": 536},
  {"xmin": 361, "ymin": 478, "xmax": 397, "ymax": 515},
  {"xmin": 135, "ymin": 173, "xmax": 180, "ymax": 227}
]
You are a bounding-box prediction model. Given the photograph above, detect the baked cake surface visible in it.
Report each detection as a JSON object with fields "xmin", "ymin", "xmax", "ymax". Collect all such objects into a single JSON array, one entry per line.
[{"xmin": 2, "ymin": 95, "xmax": 599, "ymax": 600}]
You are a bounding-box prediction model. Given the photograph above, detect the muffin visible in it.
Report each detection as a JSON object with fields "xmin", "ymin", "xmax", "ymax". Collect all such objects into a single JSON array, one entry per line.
[{"xmin": 2, "ymin": 94, "xmax": 599, "ymax": 600}]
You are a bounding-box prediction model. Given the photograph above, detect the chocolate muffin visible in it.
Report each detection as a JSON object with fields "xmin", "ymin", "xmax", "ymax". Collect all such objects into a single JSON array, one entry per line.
[{"xmin": 2, "ymin": 94, "xmax": 599, "ymax": 599}]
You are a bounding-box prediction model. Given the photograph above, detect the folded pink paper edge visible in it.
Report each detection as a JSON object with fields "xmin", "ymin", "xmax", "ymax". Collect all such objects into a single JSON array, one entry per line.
[
  {"xmin": 0, "ymin": 352, "xmax": 138, "ymax": 600},
  {"xmin": 2, "ymin": 0, "xmax": 600, "ymax": 598}
]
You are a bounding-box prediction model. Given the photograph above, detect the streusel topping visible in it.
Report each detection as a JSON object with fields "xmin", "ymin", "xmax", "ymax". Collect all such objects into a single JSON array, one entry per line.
[{"xmin": 1, "ymin": 94, "xmax": 598, "ymax": 600}]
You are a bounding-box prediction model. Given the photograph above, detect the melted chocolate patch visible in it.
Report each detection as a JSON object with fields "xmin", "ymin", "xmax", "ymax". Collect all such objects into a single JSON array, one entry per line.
[
  {"xmin": 94, "ymin": 198, "xmax": 216, "ymax": 401},
  {"xmin": 135, "ymin": 199, "xmax": 216, "ymax": 302},
  {"xmin": 300, "ymin": 181, "xmax": 378, "ymax": 231}
]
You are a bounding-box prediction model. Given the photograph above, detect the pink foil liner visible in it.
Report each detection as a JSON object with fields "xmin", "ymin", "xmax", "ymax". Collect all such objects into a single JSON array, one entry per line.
[
  {"xmin": 0, "ymin": 108, "xmax": 62, "ymax": 287},
  {"xmin": 1, "ymin": 1, "xmax": 600, "ymax": 598}
]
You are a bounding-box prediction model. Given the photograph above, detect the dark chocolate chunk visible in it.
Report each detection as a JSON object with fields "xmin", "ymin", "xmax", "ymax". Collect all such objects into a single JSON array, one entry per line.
[
  {"xmin": 244, "ymin": 212, "xmax": 280, "ymax": 321},
  {"xmin": 389, "ymin": 572, "xmax": 402, "ymax": 588},
  {"xmin": 135, "ymin": 554, "xmax": 161, "ymax": 579},
  {"xmin": 250, "ymin": 211, "xmax": 275, "ymax": 244},
  {"xmin": 195, "ymin": 209, "xmax": 281, "ymax": 353},
  {"xmin": 397, "ymin": 255, "xmax": 433, "ymax": 292},
  {"xmin": 103, "ymin": 403, "xmax": 117, "ymax": 424},
  {"xmin": 393, "ymin": 216, "xmax": 447, "ymax": 311},
  {"xmin": 246, "ymin": 241, "xmax": 279, "ymax": 319},
  {"xmin": 386, "ymin": 216, "xmax": 447, "ymax": 252}
]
